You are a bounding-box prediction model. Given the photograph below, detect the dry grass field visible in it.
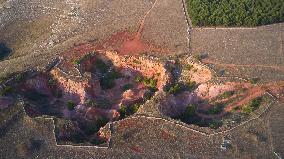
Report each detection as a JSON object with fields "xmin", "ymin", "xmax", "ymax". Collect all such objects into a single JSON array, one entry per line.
[{"xmin": 191, "ymin": 23, "xmax": 284, "ymax": 81}]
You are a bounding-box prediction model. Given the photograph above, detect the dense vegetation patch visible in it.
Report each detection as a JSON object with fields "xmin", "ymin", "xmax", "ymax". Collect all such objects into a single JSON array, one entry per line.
[
  {"xmin": 175, "ymin": 104, "xmax": 223, "ymax": 129},
  {"xmin": 242, "ymin": 97, "xmax": 262, "ymax": 113},
  {"xmin": 119, "ymin": 104, "xmax": 141, "ymax": 119},
  {"xmin": 186, "ymin": 0, "xmax": 284, "ymax": 26}
]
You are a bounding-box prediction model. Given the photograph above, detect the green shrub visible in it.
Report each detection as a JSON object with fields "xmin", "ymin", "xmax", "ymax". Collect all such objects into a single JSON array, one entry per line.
[
  {"xmin": 221, "ymin": 91, "xmax": 235, "ymax": 98},
  {"xmin": 86, "ymin": 99, "xmax": 97, "ymax": 107},
  {"xmin": 143, "ymin": 90, "xmax": 154, "ymax": 100},
  {"xmin": 249, "ymin": 78, "xmax": 260, "ymax": 84},
  {"xmin": 208, "ymin": 105, "xmax": 223, "ymax": 114},
  {"xmin": 119, "ymin": 104, "xmax": 140, "ymax": 119},
  {"xmin": 184, "ymin": 64, "xmax": 194, "ymax": 70},
  {"xmin": 0, "ymin": 86, "xmax": 13, "ymax": 96},
  {"xmin": 48, "ymin": 78, "xmax": 55, "ymax": 85},
  {"xmin": 83, "ymin": 122, "xmax": 99, "ymax": 136},
  {"xmin": 15, "ymin": 74, "xmax": 25, "ymax": 82},
  {"xmin": 119, "ymin": 105, "xmax": 127, "ymax": 119},
  {"xmin": 91, "ymin": 137, "xmax": 106, "ymax": 145},
  {"xmin": 74, "ymin": 59, "xmax": 80, "ymax": 65},
  {"xmin": 54, "ymin": 89, "xmax": 63, "ymax": 98},
  {"xmin": 184, "ymin": 104, "xmax": 197, "ymax": 117},
  {"xmin": 232, "ymin": 106, "xmax": 240, "ymax": 111},
  {"xmin": 128, "ymin": 104, "xmax": 140, "ymax": 114},
  {"xmin": 96, "ymin": 117, "xmax": 109, "ymax": 128},
  {"xmin": 71, "ymin": 134, "xmax": 85, "ymax": 143},
  {"xmin": 67, "ymin": 100, "xmax": 75, "ymax": 111},
  {"xmin": 193, "ymin": 54, "xmax": 202, "ymax": 61},
  {"xmin": 242, "ymin": 105, "xmax": 254, "ymax": 114},
  {"xmin": 149, "ymin": 79, "xmax": 157, "ymax": 88},
  {"xmin": 100, "ymin": 78, "xmax": 115, "ymax": 90},
  {"xmin": 186, "ymin": 80, "xmax": 197, "ymax": 91},
  {"xmin": 74, "ymin": 52, "xmax": 95, "ymax": 65},
  {"xmin": 242, "ymin": 97, "xmax": 262, "ymax": 113},
  {"xmin": 122, "ymin": 84, "xmax": 133, "ymax": 91},
  {"xmin": 95, "ymin": 58, "xmax": 110, "ymax": 73},
  {"xmin": 209, "ymin": 120, "xmax": 223, "ymax": 129},
  {"xmin": 168, "ymin": 83, "xmax": 182, "ymax": 95},
  {"xmin": 135, "ymin": 76, "xmax": 143, "ymax": 82},
  {"xmin": 250, "ymin": 97, "xmax": 262, "ymax": 108},
  {"xmin": 99, "ymin": 69, "xmax": 121, "ymax": 90}
]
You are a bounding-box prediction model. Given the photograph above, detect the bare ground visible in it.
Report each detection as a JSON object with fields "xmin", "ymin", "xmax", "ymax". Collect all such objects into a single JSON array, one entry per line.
[{"xmin": 191, "ymin": 23, "xmax": 284, "ymax": 81}]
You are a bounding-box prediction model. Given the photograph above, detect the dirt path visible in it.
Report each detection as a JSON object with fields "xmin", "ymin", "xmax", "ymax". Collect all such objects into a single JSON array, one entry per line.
[
  {"xmin": 117, "ymin": 0, "xmax": 171, "ymax": 55},
  {"xmin": 135, "ymin": 0, "xmax": 159, "ymax": 39},
  {"xmin": 202, "ymin": 59, "xmax": 284, "ymax": 72}
]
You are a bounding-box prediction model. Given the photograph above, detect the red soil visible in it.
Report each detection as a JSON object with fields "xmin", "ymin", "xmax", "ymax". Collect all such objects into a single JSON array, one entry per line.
[
  {"xmin": 225, "ymin": 86, "xmax": 265, "ymax": 112},
  {"xmin": 94, "ymin": 31, "xmax": 170, "ymax": 56},
  {"xmin": 61, "ymin": 43, "xmax": 95, "ymax": 69},
  {"xmin": 119, "ymin": 120, "xmax": 137, "ymax": 130},
  {"xmin": 130, "ymin": 145, "xmax": 144, "ymax": 153},
  {"xmin": 195, "ymin": 81, "xmax": 284, "ymax": 119}
]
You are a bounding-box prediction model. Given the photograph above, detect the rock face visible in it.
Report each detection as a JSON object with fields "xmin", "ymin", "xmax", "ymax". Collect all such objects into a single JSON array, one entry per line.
[
  {"xmin": 50, "ymin": 68, "xmax": 93, "ymax": 104},
  {"xmin": 24, "ymin": 74, "xmax": 51, "ymax": 95},
  {"xmin": 0, "ymin": 97, "xmax": 14, "ymax": 109},
  {"xmin": 104, "ymin": 51, "xmax": 170, "ymax": 90}
]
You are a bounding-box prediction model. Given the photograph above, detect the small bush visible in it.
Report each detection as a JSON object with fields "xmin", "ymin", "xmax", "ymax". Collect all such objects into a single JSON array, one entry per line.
[
  {"xmin": 249, "ymin": 78, "xmax": 260, "ymax": 84},
  {"xmin": 135, "ymin": 76, "xmax": 143, "ymax": 82},
  {"xmin": 48, "ymin": 79, "xmax": 55, "ymax": 86},
  {"xmin": 209, "ymin": 120, "xmax": 223, "ymax": 129},
  {"xmin": 119, "ymin": 105, "xmax": 127, "ymax": 119},
  {"xmin": 74, "ymin": 59, "xmax": 80, "ymax": 65},
  {"xmin": 250, "ymin": 97, "xmax": 262, "ymax": 108},
  {"xmin": 128, "ymin": 104, "xmax": 140, "ymax": 115},
  {"xmin": 168, "ymin": 83, "xmax": 182, "ymax": 95},
  {"xmin": 221, "ymin": 91, "xmax": 235, "ymax": 98},
  {"xmin": 119, "ymin": 104, "xmax": 140, "ymax": 119},
  {"xmin": 232, "ymin": 106, "xmax": 240, "ymax": 111},
  {"xmin": 91, "ymin": 137, "xmax": 106, "ymax": 145},
  {"xmin": 242, "ymin": 105, "xmax": 253, "ymax": 114},
  {"xmin": 143, "ymin": 90, "xmax": 154, "ymax": 100},
  {"xmin": 184, "ymin": 64, "xmax": 194, "ymax": 71},
  {"xmin": 86, "ymin": 99, "xmax": 97, "ymax": 107},
  {"xmin": 193, "ymin": 54, "xmax": 202, "ymax": 61},
  {"xmin": 94, "ymin": 58, "xmax": 110, "ymax": 73},
  {"xmin": 186, "ymin": 80, "xmax": 197, "ymax": 91},
  {"xmin": 15, "ymin": 74, "xmax": 25, "ymax": 82},
  {"xmin": 242, "ymin": 97, "xmax": 262, "ymax": 114},
  {"xmin": 71, "ymin": 134, "xmax": 85, "ymax": 143},
  {"xmin": 67, "ymin": 100, "xmax": 75, "ymax": 111},
  {"xmin": 99, "ymin": 69, "xmax": 121, "ymax": 90},
  {"xmin": 54, "ymin": 89, "xmax": 63, "ymax": 98},
  {"xmin": 96, "ymin": 117, "xmax": 109, "ymax": 128},
  {"xmin": 122, "ymin": 84, "xmax": 133, "ymax": 92},
  {"xmin": 208, "ymin": 105, "xmax": 223, "ymax": 114},
  {"xmin": 0, "ymin": 86, "xmax": 13, "ymax": 96},
  {"xmin": 184, "ymin": 104, "xmax": 197, "ymax": 117}
]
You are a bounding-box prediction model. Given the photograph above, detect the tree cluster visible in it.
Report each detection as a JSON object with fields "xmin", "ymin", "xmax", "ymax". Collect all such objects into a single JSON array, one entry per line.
[{"xmin": 187, "ymin": 0, "xmax": 284, "ymax": 26}]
